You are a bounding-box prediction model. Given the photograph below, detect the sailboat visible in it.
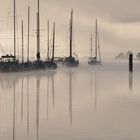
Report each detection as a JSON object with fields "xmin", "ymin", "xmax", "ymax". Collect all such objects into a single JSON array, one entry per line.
[
  {"xmin": 31, "ymin": 0, "xmax": 46, "ymax": 70},
  {"xmin": 45, "ymin": 21, "xmax": 57, "ymax": 69},
  {"xmin": 62, "ymin": 10, "xmax": 79, "ymax": 67},
  {"xmin": 88, "ymin": 19, "xmax": 101, "ymax": 65},
  {"xmin": 0, "ymin": 0, "xmax": 46, "ymax": 72},
  {"xmin": 22, "ymin": 1, "xmax": 46, "ymax": 71},
  {"xmin": 0, "ymin": 0, "xmax": 20, "ymax": 72}
]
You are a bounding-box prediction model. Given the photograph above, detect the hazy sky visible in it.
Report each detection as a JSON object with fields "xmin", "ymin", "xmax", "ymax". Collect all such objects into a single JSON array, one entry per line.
[{"xmin": 0, "ymin": 0, "xmax": 140, "ymax": 59}]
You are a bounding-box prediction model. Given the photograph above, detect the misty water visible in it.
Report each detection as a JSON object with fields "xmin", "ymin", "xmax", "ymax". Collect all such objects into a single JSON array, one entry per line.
[{"xmin": 0, "ymin": 60, "xmax": 140, "ymax": 140}]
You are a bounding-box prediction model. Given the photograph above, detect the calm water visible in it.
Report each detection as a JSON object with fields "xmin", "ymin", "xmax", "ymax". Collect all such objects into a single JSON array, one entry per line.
[{"xmin": 0, "ymin": 61, "xmax": 140, "ymax": 140}]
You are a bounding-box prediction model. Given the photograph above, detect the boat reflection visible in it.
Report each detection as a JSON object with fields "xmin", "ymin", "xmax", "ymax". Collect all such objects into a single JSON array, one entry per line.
[{"xmin": 0, "ymin": 70, "xmax": 57, "ymax": 89}]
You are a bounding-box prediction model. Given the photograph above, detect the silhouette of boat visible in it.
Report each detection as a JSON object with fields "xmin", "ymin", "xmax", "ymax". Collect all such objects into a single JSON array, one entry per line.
[
  {"xmin": 30, "ymin": 0, "xmax": 46, "ymax": 70},
  {"xmin": 62, "ymin": 10, "xmax": 79, "ymax": 67},
  {"xmin": 0, "ymin": 0, "xmax": 21, "ymax": 72},
  {"xmin": 0, "ymin": 55, "xmax": 20, "ymax": 72},
  {"xmin": 0, "ymin": 0, "xmax": 46, "ymax": 72},
  {"xmin": 88, "ymin": 19, "xmax": 102, "ymax": 65}
]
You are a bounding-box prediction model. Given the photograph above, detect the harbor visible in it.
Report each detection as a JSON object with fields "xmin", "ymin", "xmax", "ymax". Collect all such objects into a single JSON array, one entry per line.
[{"xmin": 0, "ymin": 0, "xmax": 140, "ymax": 140}]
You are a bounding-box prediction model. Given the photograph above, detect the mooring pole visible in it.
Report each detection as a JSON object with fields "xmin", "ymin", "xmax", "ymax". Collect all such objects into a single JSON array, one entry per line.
[{"xmin": 129, "ymin": 53, "xmax": 133, "ymax": 72}]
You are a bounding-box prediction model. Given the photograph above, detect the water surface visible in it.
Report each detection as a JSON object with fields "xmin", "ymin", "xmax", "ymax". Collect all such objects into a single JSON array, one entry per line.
[{"xmin": 0, "ymin": 61, "xmax": 140, "ymax": 140}]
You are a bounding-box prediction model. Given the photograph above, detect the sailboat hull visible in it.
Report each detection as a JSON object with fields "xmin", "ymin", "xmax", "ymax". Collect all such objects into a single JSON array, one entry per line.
[
  {"xmin": 62, "ymin": 57, "xmax": 79, "ymax": 67},
  {"xmin": 0, "ymin": 60, "xmax": 47, "ymax": 72},
  {"xmin": 88, "ymin": 58, "xmax": 101, "ymax": 65},
  {"xmin": 45, "ymin": 60, "xmax": 57, "ymax": 69}
]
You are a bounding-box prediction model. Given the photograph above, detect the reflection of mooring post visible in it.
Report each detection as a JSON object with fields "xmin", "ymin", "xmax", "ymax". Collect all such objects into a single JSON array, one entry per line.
[
  {"xmin": 129, "ymin": 53, "xmax": 133, "ymax": 72},
  {"xmin": 129, "ymin": 72, "xmax": 133, "ymax": 91}
]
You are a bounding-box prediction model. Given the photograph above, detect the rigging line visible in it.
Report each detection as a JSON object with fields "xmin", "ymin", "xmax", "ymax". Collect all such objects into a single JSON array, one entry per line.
[{"xmin": 0, "ymin": 43, "xmax": 6, "ymax": 55}]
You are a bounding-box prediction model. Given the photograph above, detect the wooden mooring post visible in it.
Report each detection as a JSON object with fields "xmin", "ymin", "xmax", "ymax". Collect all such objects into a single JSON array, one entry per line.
[{"xmin": 129, "ymin": 53, "xmax": 133, "ymax": 72}]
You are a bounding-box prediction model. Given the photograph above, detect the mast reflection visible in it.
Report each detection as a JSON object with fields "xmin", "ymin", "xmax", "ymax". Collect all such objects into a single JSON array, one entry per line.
[
  {"xmin": 27, "ymin": 77, "xmax": 30, "ymax": 134},
  {"xmin": 52, "ymin": 75, "xmax": 55, "ymax": 109},
  {"xmin": 68, "ymin": 70, "xmax": 73, "ymax": 124},
  {"xmin": 13, "ymin": 82, "xmax": 16, "ymax": 140},
  {"xmin": 36, "ymin": 77, "xmax": 40, "ymax": 140},
  {"xmin": 21, "ymin": 78, "xmax": 24, "ymax": 121},
  {"xmin": 90, "ymin": 69, "xmax": 100, "ymax": 112},
  {"xmin": 47, "ymin": 77, "xmax": 50, "ymax": 120},
  {"xmin": 95, "ymin": 71, "xmax": 97, "ymax": 112}
]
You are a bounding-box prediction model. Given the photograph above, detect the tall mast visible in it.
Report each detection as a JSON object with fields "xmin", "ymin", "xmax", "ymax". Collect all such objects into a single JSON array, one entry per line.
[
  {"xmin": 22, "ymin": 20, "xmax": 24, "ymax": 63},
  {"xmin": 52, "ymin": 22, "xmax": 55, "ymax": 61},
  {"xmin": 14, "ymin": 0, "xmax": 16, "ymax": 60},
  {"xmin": 47, "ymin": 20, "xmax": 50, "ymax": 60},
  {"xmin": 90, "ymin": 34, "xmax": 93, "ymax": 58},
  {"xmin": 98, "ymin": 33, "xmax": 101, "ymax": 62},
  {"xmin": 70, "ymin": 10, "xmax": 73, "ymax": 58},
  {"xmin": 27, "ymin": 6, "xmax": 30, "ymax": 62},
  {"xmin": 95, "ymin": 19, "xmax": 98, "ymax": 60},
  {"xmin": 36, "ymin": 0, "xmax": 40, "ymax": 60}
]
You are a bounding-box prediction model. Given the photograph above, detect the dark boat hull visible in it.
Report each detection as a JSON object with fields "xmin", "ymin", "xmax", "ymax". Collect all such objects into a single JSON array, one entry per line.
[
  {"xmin": 88, "ymin": 60, "xmax": 102, "ymax": 65},
  {"xmin": 0, "ymin": 60, "xmax": 46, "ymax": 72},
  {"xmin": 45, "ymin": 60, "xmax": 57, "ymax": 69},
  {"xmin": 62, "ymin": 57, "xmax": 79, "ymax": 67}
]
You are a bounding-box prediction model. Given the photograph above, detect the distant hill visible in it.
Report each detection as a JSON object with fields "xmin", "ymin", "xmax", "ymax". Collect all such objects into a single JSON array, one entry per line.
[
  {"xmin": 115, "ymin": 51, "xmax": 133, "ymax": 60},
  {"xmin": 115, "ymin": 53, "xmax": 128, "ymax": 59},
  {"xmin": 136, "ymin": 52, "xmax": 140, "ymax": 59}
]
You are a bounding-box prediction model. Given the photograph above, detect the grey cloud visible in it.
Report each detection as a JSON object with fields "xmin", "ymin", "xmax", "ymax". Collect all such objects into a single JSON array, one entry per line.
[
  {"xmin": 44, "ymin": 0, "xmax": 140, "ymax": 23},
  {"xmin": 1, "ymin": 0, "xmax": 140, "ymax": 58}
]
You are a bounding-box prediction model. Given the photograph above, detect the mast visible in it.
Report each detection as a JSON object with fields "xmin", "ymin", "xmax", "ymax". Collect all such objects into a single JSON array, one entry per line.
[
  {"xmin": 95, "ymin": 19, "xmax": 98, "ymax": 60},
  {"xmin": 36, "ymin": 0, "xmax": 40, "ymax": 60},
  {"xmin": 90, "ymin": 34, "xmax": 93, "ymax": 58},
  {"xmin": 69, "ymin": 10, "xmax": 73, "ymax": 58},
  {"xmin": 14, "ymin": 0, "xmax": 16, "ymax": 60},
  {"xmin": 98, "ymin": 33, "xmax": 101, "ymax": 62},
  {"xmin": 52, "ymin": 22, "xmax": 55, "ymax": 61},
  {"xmin": 22, "ymin": 20, "xmax": 24, "ymax": 63},
  {"xmin": 47, "ymin": 20, "xmax": 50, "ymax": 60},
  {"xmin": 27, "ymin": 6, "xmax": 30, "ymax": 62}
]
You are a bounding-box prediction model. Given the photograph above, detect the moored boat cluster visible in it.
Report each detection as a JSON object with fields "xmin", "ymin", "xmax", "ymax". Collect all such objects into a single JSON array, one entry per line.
[{"xmin": 0, "ymin": 0, "xmax": 101, "ymax": 72}]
